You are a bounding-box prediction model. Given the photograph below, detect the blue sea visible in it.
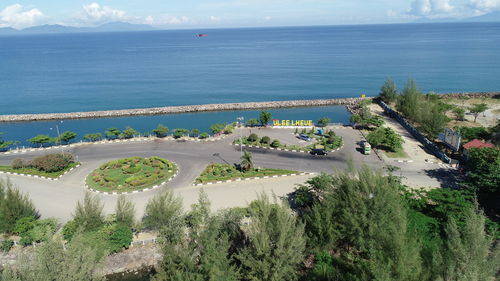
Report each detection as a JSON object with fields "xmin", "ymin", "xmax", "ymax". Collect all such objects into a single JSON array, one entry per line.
[{"xmin": 0, "ymin": 22, "xmax": 499, "ymax": 146}]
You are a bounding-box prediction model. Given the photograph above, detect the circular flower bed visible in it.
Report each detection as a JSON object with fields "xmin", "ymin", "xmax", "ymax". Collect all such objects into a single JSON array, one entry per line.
[{"xmin": 86, "ymin": 156, "xmax": 177, "ymax": 193}]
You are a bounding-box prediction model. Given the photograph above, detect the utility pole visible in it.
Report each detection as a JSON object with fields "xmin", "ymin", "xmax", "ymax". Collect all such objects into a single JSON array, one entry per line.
[{"xmin": 237, "ymin": 117, "xmax": 244, "ymax": 156}]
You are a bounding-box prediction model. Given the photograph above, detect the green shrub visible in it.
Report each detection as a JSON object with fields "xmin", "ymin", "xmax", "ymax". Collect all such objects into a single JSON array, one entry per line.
[
  {"xmin": 11, "ymin": 158, "xmax": 28, "ymax": 169},
  {"xmin": 62, "ymin": 220, "xmax": 79, "ymax": 241},
  {"xmin": 247, "ymin": 133, "xmax": 259, "ymax": 143},
  {"xmin": 260, "ymin": 136, "xmax": 271, "ymax": 145},
  {"xmin": 104, "ymin": 223, "xmax": 133, "ymax": 253},
  {"xmin": 31, "ymin": 153, "xmax": 75, "ymax": 173},
  {"xmin": 0, "ymin": 240, "xmax": 14, "ymax": 252},
  {"xmin": 14, "ymin": 216, "xmax": 36, "ymax": 235},
  {"xmin": 199, "ymin": 132, "xmax": 209, "ymax": 139},
  {"xmin": 271, "ymin": 139, "xmax": 281, "ymax": 148}
]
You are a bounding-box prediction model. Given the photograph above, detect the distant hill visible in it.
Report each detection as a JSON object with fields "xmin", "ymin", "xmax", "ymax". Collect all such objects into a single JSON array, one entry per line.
[{"xmin": 0, "ymin": 22, "xmax": 155, "ymax": 35}]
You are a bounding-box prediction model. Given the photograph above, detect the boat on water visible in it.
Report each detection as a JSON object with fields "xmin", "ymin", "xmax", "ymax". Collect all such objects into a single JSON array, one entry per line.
[{"xmin": 196, "ymin": 33, "xmax": 208, "ymax": 37}]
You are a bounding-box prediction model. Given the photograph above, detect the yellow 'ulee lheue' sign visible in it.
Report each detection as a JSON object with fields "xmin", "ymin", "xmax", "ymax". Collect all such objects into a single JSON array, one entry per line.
[{"xmin": 272, "ymin": 119, "xmax": 313, "ymax": 126}]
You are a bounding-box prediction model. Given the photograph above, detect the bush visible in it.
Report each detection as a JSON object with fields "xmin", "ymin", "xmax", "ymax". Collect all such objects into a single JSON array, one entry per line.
[
  {"xmin": 199, "ymin": 132, "xmax": 209, "ymax": 139},
  {"xmin": 260, "ymin": 136, "xmax": 271, "ymax": 145},
  {"xmin": 271, "ymin": 139, "xmax": 281, "ymax": 148},
  {"xmin": 62, "ymin": 219, "xmax": 79, "ymax": 241},
  {"xmin": 247, "ymin": 133, "xmax": 259, "ymax": 143},
  {"xmin": 31, "ymin": 153, "xmax": 75, "ymax": 173},
  {"xmin": 104, "ymin": 223, "xmax": 133, "ymax": 253},
  {"xmin": 11, "ymin": 158, "xmax": 28, "ymax": 169},
  {"xmin": 0, "ymin": 239, "xmax": 14, "ymax": 252}
]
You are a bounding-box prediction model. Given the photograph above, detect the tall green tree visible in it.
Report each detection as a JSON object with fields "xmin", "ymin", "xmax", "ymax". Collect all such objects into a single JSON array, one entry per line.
[
  {"xmin": 115, "ymin": 195, "xmax": 136, "ymax": 228},
  {"xmin": 438, "ymin": 205, "xmax": 500, "ymax": 281},
  {"xmin": 0, "ymin": 180, "xmax": 39, "ymax": 234},
  {"xmin": 420, "ymin": 104, "xmax": 449, "ymax": 139},
  {"xmin": 379, "ymin": 78, "xmax": 398, "ymax": 104},
  {"xmin": 452, "ymin": 107, "xmax": 465, "ymax": 121},
  {"xmin": 259, "ymin": 111, "xmax": 272, "ymax": 126},
  {"xmin": 121, "ymin": 127, "xmax": 137, "ymax": 139},
  {"xmin": 469, "ymin": 103, "xmax": 488, "ymax": 123},
  {"xmin": 237, "ymin": 194, "xmax": 305, "ymax": 281},
  {"xmin": 143, "ymin": 190, "xmax": 183, "ymax": 231},
  {"xmin": 397, "ymin": 79, "xmax": 422, "ymax": 121},
  {"xmin": 73, "ymin": 192, "xmax": 105, "ymax": 232}
]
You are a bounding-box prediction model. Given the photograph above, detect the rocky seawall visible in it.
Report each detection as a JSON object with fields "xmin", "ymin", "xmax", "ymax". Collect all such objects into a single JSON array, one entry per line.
[{"xmin": 0, "ymin": 98, "xmax": 368, "ymax": 122}]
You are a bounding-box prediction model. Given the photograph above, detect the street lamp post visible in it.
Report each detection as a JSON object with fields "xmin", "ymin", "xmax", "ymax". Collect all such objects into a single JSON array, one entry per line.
[
  {"xmin": 237, "ymin": 117, "xmax": 244, "ymax": 156},
  {"xmin": 50, "ymin": 121, "xmax": 64, "ymax": 154}
]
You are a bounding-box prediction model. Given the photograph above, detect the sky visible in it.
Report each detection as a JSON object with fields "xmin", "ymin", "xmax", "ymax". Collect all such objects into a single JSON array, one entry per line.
[{"xmin": 0, "ymin": 0, "xmax": 499, "ymax": 29}]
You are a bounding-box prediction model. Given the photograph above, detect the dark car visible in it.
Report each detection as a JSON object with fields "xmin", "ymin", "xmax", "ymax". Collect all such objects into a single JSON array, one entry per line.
[
  {"xmin": 311, "ymin": 148, "xmax": 328, "ymax": 156},
  {"xmin": 298, "ymin": 134, "xmax": 312, "ymax": 141}
]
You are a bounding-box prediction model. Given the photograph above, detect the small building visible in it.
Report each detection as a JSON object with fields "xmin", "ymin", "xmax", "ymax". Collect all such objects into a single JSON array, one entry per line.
[{"xmin": 462, "ymin": 139, "xmax": 495, "ymax": 160}]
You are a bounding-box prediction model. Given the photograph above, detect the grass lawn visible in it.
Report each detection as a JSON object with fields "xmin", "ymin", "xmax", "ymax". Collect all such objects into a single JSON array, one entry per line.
[
  {"xmin": 0, "ymin": 162, "xmax": 80, "ymax": 178},
  {"xmin": 195, "ymin": 163, "xmax": 300, "ymax": 184},
  {"xmin": 86, "ymin": 156, "xmax": 177, "ymax": 193},
  {"xmin": 384, "ymin": 149, "xmax": 409, "ymax": 158}
]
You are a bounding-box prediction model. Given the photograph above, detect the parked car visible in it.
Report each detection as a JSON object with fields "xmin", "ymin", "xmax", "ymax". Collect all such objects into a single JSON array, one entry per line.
[
  {"xmin": 311, "ymin": 148, "xmax": 328, "ymax": 156},
  {"xmin": 298, "ymin": 134, "xmax": 312, "ymax": 141}
]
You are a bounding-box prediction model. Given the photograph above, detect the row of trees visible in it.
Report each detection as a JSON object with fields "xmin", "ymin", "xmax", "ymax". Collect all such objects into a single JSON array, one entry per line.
[{"xmin": 379, "ymin": 79, "xmax": 490, "ymax": 139}]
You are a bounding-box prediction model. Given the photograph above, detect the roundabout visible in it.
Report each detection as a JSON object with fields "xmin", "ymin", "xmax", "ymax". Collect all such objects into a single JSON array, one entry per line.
[{"xmin": 85, "ymin": 156, "xmax": 178, "ymax": 194}]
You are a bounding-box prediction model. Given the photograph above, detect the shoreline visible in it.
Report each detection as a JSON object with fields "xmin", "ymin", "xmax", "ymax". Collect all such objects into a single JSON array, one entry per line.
[{"xmin": 0, "ymin": 92, "xmax": 497, "ymax": 123}]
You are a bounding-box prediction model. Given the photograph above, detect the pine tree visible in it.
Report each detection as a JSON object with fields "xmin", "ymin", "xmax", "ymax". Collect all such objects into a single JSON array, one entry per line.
[
  {"xmin": 115, "ymin": 195, "xmax": 136, "ymax": 228},
  {"xmin": 143, "ymin": 190, "xmax": 183, "ymax": 231},
  {"xmin": 0, "ymin": 179, "xmax": 39, "ymax": 233},
  {"xmin": 73, "ymin": 192, "xmax": 104, "ymax": 232},
  {"xmin": 379, "ymin": 78, "xmax": 398, "ymax": 104}
]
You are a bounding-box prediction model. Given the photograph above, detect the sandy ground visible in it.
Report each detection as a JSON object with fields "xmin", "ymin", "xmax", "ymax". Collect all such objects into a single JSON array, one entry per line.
[
  {"xmin": 369, "ymin": 104, "xmax": 440, "ymax": 163},
  {"xmin": 443, "ymin": 97, "xmax": 500, "ymax": 128}
]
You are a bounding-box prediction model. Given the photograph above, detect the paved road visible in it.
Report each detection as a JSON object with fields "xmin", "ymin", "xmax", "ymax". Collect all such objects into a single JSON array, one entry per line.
[{"xmin": 0, "ymin": 127, "xmax": 453, "ymax": 221}]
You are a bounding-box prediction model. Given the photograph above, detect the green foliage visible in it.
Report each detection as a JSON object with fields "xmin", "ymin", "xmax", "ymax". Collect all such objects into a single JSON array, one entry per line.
[
  {"xmin": 469, "ymin": 103, "xmax": 488, "ymax": 123},
  {"xmin": 105, "ymin": 128, "xmax": 121, "ymax": 139},
  {"xmin": 59, "ymin": 131, "xmax": 77, "ymax": 144},
  {"xmin": 240, "ymin": 151, "xmax": 253, "ymax": 172},
  {"xmin": 237, "ymin": 194, "xmax": 306, "ymax": 281},
  {"xmin": 455, "ymin": 126, "xmax": 490, "ymax": 142},
  {"xmin": 115, "ymin": 195, "xmax": 136, "ymax": 228},
  {"xmin": 27, "ymin": 134, "xmax": 54, "ymax": 147},
  {"xmin": 491, "ymin": 121, "xmax": 500, "ymax": 146},
  {"xmin": 452, "ymin": 107, "xmax": 465, "ymax": 121},
  {"xmin": 1, "ymin": 236, "xmax": 106, "ymax": 281},
  {"xmin": 191, "ymin": 128, "xmax": 200, "ymax": 137},
  {"xmin": 397, "ymin": 79, "xmax": 422, "ymax": 121},
  {"xmin": 379, "ymin": 78, "xmax": 398, "ymax": 103},
  {"xmin": 366, "ymin": 126, "xmax": 404, "ymax": 152},
  {"xmin": 143, "ymin": 190, "xmax": 183, "ymax": 231},
  {"xmin": 102, "ymin": 223, "xmax": 133, "ymax": 253},
  {"xmin": 209, "ymin": 123, "xmax": 226, "ymax": 134},
  {"xmin": 153, "ymin": 124, "xmax": 169, "ymax": 137},
  {"xmin": 464, "ymin": 147, "xmax": 500, "ymax": 194},
  {"xmin": 246, "ymin": 118, "xmax": 259, "ymax": 127},
  {"xmin": 270, "ymin": 139, "xmax": 280, "ymax": 148},
  {"xmin": 62, "ymin": 219, "xmax": 79, "ymax": 241},
  {"xmin": 17, "ymin": 218, "xmax": 58, "ymax": 246},
  {"xmin": 317, "ymin": 117, "xmax": 331, "ymax": 127},
  {"xmin": 260, "ymin": 136, "xmax": 271, "ymax": 144},
  {"xmin": 0, "ymin": 239, "xmax": 14, "ymax": 252},
  {"xmin": 259, "ymin": 111, "xmax": 272, "ymax": 126},
  {"xmin": 73, "ymin": 192, "xmax": 105, "ymax": 232},
  {"xmin": 121, "ymin": 127, "xmax": 137, "ymax": 139},
  {"xmin": 29, "ymin": 153, "xmax": 75, "ymax": 172},
  {"xmin": 199, "ymin": 132, "xmax": 209, "ymax": 139},
  {"xmin": 83, "ymin": 133, "xmax": 103, "ymax": 142},
  {"xmin": 247, "ymin": 133, "xmax": 259, "ymax": 143},
  {"xmin": 224, "ymin": 124, "xmax": 235, "ymax": 134},
  {"xmin": 0, "ymin": 133, "xmax": 13, "ymax": 151},
  {"xmin": 195, "ymin": 163, "xmax": 298, "ymax": 184},
  {"xmin": 173, "ymin": 128, "xmax": 189, "ymax": 138},
  {"xmin": 419, "ymin": 103, "xmax": 450, "ymax": 139},
  {"xmin": 0, "ymin": 180, "xmax": 39, "ymax": 234}
]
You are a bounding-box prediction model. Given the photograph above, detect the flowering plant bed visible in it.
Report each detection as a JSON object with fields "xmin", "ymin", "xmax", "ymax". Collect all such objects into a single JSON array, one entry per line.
[
  {"xmin": 195, "ymin": 163, "xmax": 299, "ymax": 184},
  {"xmin": 86, "ymin": 156, "xmax": 177, "ymax": 192}
]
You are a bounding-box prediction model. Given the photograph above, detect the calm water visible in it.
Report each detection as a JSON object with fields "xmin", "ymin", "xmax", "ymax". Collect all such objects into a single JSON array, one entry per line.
[{"xmin": 1, "ymin": 22, "xmax": 499, "ymax": 145}]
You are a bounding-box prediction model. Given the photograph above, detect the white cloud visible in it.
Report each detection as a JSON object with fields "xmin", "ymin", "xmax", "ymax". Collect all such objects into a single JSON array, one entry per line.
[
  {"xmin": 79, "ymin": 3, "xmax": 127, "ymax": 24},
  {"xmin": 210, "ymin": 15, "xmax": 220, "ymax": 22},
  {"xmin": 409, "ymin": 0, "xmax": 455, "ymax": 16},
  {"xmin": 0, "ymin": 4, "xmax": 46, "ymax": 29},
  {"xmin": 263, "ymin": 16, "xmax": 272, "ymax": 21},
  {"xmin": 469, "ymin": 0, "xmax": 500, "ymax": 12},
  {"xmin": 144, "ymin": 15, "xmax": 193, "ymax": 26}
]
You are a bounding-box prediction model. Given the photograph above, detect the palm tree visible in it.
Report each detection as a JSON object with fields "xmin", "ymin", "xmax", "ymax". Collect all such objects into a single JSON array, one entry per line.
[{"xmin": 240, "ymin": 151, "xmax": 253, "ymax": 172}]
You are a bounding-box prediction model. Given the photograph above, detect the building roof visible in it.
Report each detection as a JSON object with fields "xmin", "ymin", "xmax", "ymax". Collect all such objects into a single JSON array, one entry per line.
[{"xmin": 463, "ymin": 139, "xmax": 495, "ymax": 150}]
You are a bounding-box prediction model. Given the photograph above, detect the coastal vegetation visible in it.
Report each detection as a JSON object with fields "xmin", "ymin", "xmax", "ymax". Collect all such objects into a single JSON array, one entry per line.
[
  {"xmin": 366, "ymin": 127, "xmax": 405, "ymax": 154},
  {"xmin": 86, "ymin": 157, "xmax": 177, "ymax": 193},
  {"xmin": 0, "ymin": 133, "xmax": 13, "ymax": 151},
  {"xmin": 0, "ymin": 153, "xmax": 78, "ymax": 178}
]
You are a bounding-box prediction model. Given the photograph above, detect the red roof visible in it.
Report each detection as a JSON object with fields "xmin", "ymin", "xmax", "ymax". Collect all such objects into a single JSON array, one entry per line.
[{"xmin": 463, "ymin": 139, "xmax": 495, "ymax": 150}]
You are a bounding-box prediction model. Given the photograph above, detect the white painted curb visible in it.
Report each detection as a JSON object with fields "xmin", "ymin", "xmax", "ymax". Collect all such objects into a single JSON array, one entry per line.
[
  {"xmin": 0, "ymin": 164, "xmax": 81, "ymax": 181},
  {"xmin": 193, "ymin": 172, "xmax": 316, "ymax": 186}
]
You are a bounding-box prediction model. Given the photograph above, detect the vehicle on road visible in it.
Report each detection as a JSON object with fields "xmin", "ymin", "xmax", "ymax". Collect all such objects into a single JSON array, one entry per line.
[
  {"xmin": 311, "ymin": 148, "xmax": 328, "ymax": 156},
  {"xmin": 298, "ymin": 134, "xmax": 312, "ymax": 141},
  {"xmin": 361, "ymin": 141, "xmax": 371, "ymax": 155}
]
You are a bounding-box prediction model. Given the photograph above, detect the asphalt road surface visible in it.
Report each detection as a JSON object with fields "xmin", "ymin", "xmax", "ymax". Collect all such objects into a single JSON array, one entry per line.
[{"xmin": 0, "ymin": 128, "xmax": 456, "ymax": 221}]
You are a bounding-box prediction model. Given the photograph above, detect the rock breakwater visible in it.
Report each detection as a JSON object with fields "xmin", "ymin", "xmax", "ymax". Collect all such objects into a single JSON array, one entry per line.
[{"xmin": 0, "ymin": 98, "xmax": 368, "ymax": 122}]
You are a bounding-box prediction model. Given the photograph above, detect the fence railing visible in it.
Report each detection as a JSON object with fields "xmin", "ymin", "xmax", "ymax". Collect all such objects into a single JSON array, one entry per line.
[{"xmin": 378, "ymin": 101, "xmax": 451, "ymax": 164}]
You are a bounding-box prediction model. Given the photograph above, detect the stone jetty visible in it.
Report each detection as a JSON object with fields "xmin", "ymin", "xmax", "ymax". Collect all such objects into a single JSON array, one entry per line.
[{"xmin": 0, "ymin": 97, "xmax": 369, "ymax": 122}]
